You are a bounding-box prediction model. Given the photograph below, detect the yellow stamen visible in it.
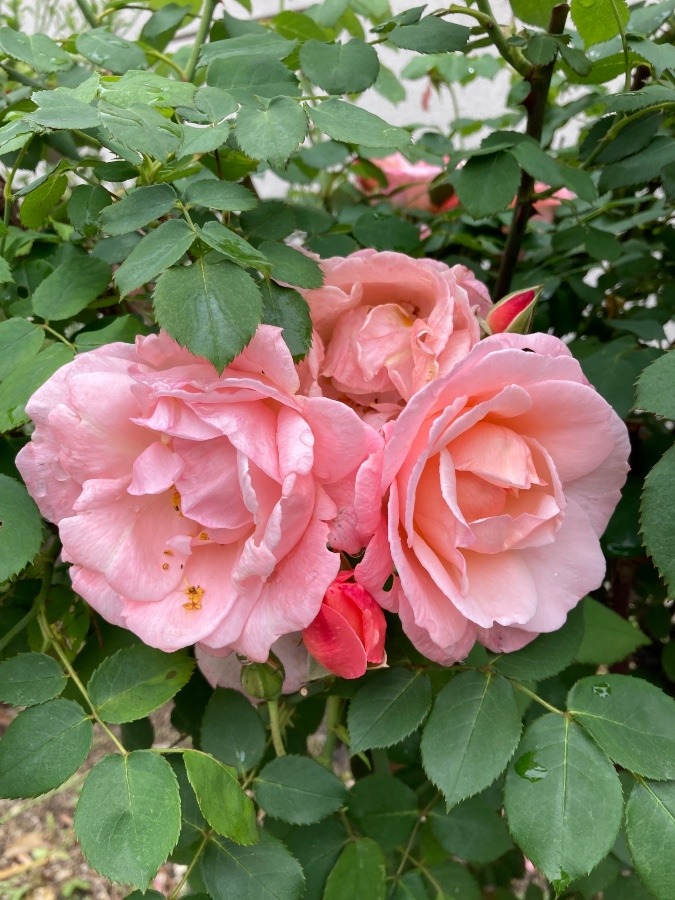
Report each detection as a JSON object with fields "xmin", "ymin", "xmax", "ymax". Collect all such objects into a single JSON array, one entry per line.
[
  {"xmin": 198, "ymin": 531, "xmax": 209, "ymax": 541},
  {"xmin": 182, "ymin": 583, "xmax": 204, "ymax": 611}
]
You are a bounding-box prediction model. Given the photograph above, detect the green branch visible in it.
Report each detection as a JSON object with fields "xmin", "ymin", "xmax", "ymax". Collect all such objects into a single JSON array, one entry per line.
[
  {"xmin": 473, "ymin": 0, "xmax": 533, "ymax": 78},
  {"xmin": 184, "ymin": 0, "xmax": 218, "ymax": 83},
  {"xmin": 74, "ymin": 0, "xmax": 99, "ymax": 28}
]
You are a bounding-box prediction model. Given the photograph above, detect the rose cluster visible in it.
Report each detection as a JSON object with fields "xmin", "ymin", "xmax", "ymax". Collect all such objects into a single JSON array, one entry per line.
[{"xmin": 18, "ymin": 249, "xmax": 629, "ymax": 685}]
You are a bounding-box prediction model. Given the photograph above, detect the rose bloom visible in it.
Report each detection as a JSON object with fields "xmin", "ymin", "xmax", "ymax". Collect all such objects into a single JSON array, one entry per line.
[
  {"xmin": 17, "ymin": 327, "xmax": 382, "ymax": 660},
  {"xmin": 356, "ymin": 332, "xmax": 630, "ymax": 664},
  {"xmin": 302, "ymin": 572, "xmax": 387, "ymax": 679},
  {"xmin": 357, "ymin": 152, "xmax": 458, "ymax": 212},
  {"xmin": 531, "ymin": 183, "xmax": 575, "ymax": 222},
  {"xmin": 299, "ymin": 249, "xmax": 492, "ymax": 423}
]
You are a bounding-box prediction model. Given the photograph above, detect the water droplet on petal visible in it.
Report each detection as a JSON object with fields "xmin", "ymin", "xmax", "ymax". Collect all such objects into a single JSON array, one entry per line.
[{"xmin": 515, "ymin": 750, "xmax": 548, "ymax": 782}]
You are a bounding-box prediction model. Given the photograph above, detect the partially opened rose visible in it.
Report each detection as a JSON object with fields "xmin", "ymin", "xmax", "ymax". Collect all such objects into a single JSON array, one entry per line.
[
  {"xmin": 300, "ymin": 250, "xmax": 491, "ymax": 422},
  {"xmin": 356, "ymin": 333, "xmax": 630, "ymax": 664},
  {"xmin": 17, "ymin": 327, "xmax": 381, "ymax": 660},
  {"xmin": 356, "ymin": 152, "xmax": 458, "ymax": 212}
]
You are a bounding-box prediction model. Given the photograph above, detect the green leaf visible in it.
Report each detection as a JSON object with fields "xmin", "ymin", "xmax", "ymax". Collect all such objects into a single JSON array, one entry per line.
[
  {"xmin": 183, "ymin": 749, "xmax": 258, "ymax": 844},
  {"xmin": 346, "ymin": 774, "xmax": 418, "ymax": 851},
  {"xmin": 0, "ymin": 474, "xmax": 43, "ymax": 582},
  {"xmin": 197, "ymin": 223, "xmax": 269, "ymax": 273},
  {"xmin": 32, "ymin": 257, "xmax": 111, "ymax": 321},
  {"xmin": 114, "ymin": 219, "xmax": 195, "ymax": 297},
  {"xmin": 353, "ymin": 213, "xmax": 421, "ymax": 251},
  {"xmin": 88, "ymin": 645, "xmax": 195, "ymax": 724},
  {"xmin": 642, "ymin": 444, "xmax": 675, "ymax": 595},
  {"xmin": 74, "ymin": 315, "xmax": 145, "ymax": 351},
  {"xmin": 68, "ymin": 185, "xmax": 112, "ymax": 237},
  {"xmin": 510, "ymin": 0, "xmax": 559, "ymax": 28},
  {"xmin": 75, "ymin": 751, "xmax": 180, "ymax": 889},
  {"xmin": 309, "ymin": 99, "xmax": 410, "ymax": 149},
  {"xmin": 201, "ymin": 687, "xmax": 266, "ymax": 772},
  {"xmin": 0, "ymin": 256, "xmax": 12, "ymax": 285},
  {"xmin": 511, "ymin": 141, "xmax": 565, "ymax": 187},
  {"xmin": 153, "ymin": 257, "xmax": 262, "ymax": 372},
  {"xmin": 425, "ymin": 862, "xmax": 482, "ymax": 899},
  {"xmin": 30, "ymin": 88, "xmax": 100, "ymax": 130},
  {"xmin": 388, "ymin": 17, "xmax": 470, "ymax": 54},
  {"xmin": 454, "ymin": 152, "xmax": 521, "ymax": 218},
  {"xmin": 625, "ymin": 780, "xmax": 675, "ymax": 900},
  {"xmin": 76, "ymin": 28, "xmax": 147, "ymax": 73},
  {"xmin": 186, "ymin": 180, "xmax": 258, "ymax": 212},
  {"xmin": 524, "ymin": 33, "xmax": 559, "ymax": 66},
  {"xmin": 568, "ymin": 674, "xmax": 675, "ymax": 780},
  {"xmin": 0, "ymin": 27, "xmax": 72, "ymax": 72},
  {"xmin": 236, "ymin": 98, "xmax": 308, "ymax": 168},
  {"xmin": 206, "ymin": 55, "xmax": 299, "ymax": 103},
  {"xmin": 599, "ymin": 136, "xmax": 675, "ymax": 192},
  {"xmin": 260, "ymin": 241, "xmax": 323, "ymax": 288},
  {"xmin": 300, "ymin": 39, "xmax": 380, "ymax": 93},
  {"xmin": 429, "ymin": 793, "xmax": 514, "ymax": 864},
  {"xmin": 180, "ymin": 122, "xmax": 231, "ymax": 155},
  {"xmin": 504, "ymin": 714, "xmax": 623, "ymax": 885},
  {"xmin": 100, "ymin": 70, "xmax": 195, "ymax": 110},
  {"xmin": 0, "ymin": 119, "xmax": 36, "ymax": 156},
  {"xmin": 323, "ymin": 838, "xmax": 386, "ymax": 900},
  {"xmin": 99, "ymin": 102, "xmax": 182, "ymax": 163},
  {"xmin": 193, "ymin": 85, "xmax": 239, "ymax": 122},
  {"xmin": 279, "ymin": 818, "xmax": 347, "ymax": 900},
  {"xmin": 0, "ymin": 699, "xmax": 92, "ymax": 798},
  {"xmin": 576, "ymin": 596, "xmax": 650, "ymax": 666},
  {"xmin": 628, "ymin": 37, "xmax": 675, "ymax": 79},
  {"xmin": 490, "ymin": 604, "xmax": 584, "ymax": 681},
  {"xmin": 0, "ymin": 652, "xmax": 66, "ymax": 706},
  {"xmin": 558, "ymin": 41, "xmax": 593, "ymax": 76},
  {"xmin": 260, "ymin": 281, "xmax": 312, "ymax": 361},
  {"xmin": 348, "ymin": 669, "xmax": 432, "ymax": 754},
  {"xmin": 19, "ymin": 174, "xmax": 68, "ymax": 230},
  {"xmin": 201, "ymin": 831, "xmax": 305, "ymax": 900},
  {"xmin": 254, "ymin": 755, "xmax": 347, "ymax": 825},
  {"xmin": 570, "ymin": 0, "xmax": 630, "ymax": 47},
  {"xmin": 200, "ymin": 32, "xmax": 297, "ymax": 65},
  {"xmin": 0, "ymin": 343, "xmax": 73, "ymax": 432},
  {"xmin": 100, "ymin": 185, "xmax": 176, "ymax": 235},
  {"xmin": 636, "ymin": 352, "xmax": 675, "ymax": 419},
  {"xmin": 576, "ymin": 336, "xmax": 656, "ymax": 418},
  {"xmin": 421, "ymin": 671, "xmax": 521, "ymax": 807},
  {"xmin": 240, "ymin": 201, "xmax": 297, "ymax": 241},
  {"xmin": 0, "ymin": 318, "xmax": 43, "ymax": 381}
]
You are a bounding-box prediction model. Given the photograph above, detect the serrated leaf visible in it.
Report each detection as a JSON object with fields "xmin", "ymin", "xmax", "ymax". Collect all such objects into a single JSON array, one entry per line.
[
  {"xmin": 0, "ymin": 27, "xmax": 72, "ymax": 72},
  {"xmin": 323, "ymin": 838, "xmax": 386, "ymax": 900},
  {"xmin": 429, "ymin": 793, "xmax": 514, "ymax": 864},
  {"xmin": 0, "ymin": 119, "xmax": 36, "ymax": 156},
  {"xmin": 0, "ymin": 699, "xmax": 92, "ymax": 798},
  {"xmin": 599, "ymin": 136, "xmax": 675, "ymax": 192},
  {"xmin": 236, "ymin": 98, "xmax": 308, "ymax": 168},
  {"xmin": 255, "ymin": 755, "xmax": 346, "ymax": 825},
  {"xmin": 576, "ymin": 596, "xmax": 650, "ymax": 665},
  {"xmin": 421, "ymin": 671, "xmax": 521, "ymax": 807},
  {"xmin": 153, "ymin": 257, "xmax": 262, "ymax": 372},
  {"xmin": 570, "ymin": 0, "xmax": 630, "ymax": 47},
  {"xmin": 260, "ymin": 241, "xmax": 323, "ymax": 288},
  {"xmin": 636, "ymin": 351, "xmax": 675, "ymax": 419},
  {"xmin": 115, "ymin": 218, "xmax": 195, "ymax": 296},
  {"xmin": 0, "ymin": 474, "xmax": 43, "ymax": 581},
  {"xmin": 99, "ymin": 184, "xmax": 176, "ymax": 235},
  {"xmin": 240, "ymin": 201, "xmax": 297, "ymax": 240},
  {"xmin": 625, "ymin": 780, "xmax": 675, "ymax": 900},
  {"xmin": 32, "ymin": 257, "xmax": 111, "ymax": 321},
  {"xmin": 568, "ymin": 674, "xmax": 675, "ymax": 780},
  {"xmin": 642, "ymin": 444, "xmax": 675, "ymax": 595},
  {"xmin": 0, "ymin": 318, "xmax": 43, "ymax": 381},
  {"xmin": 511, "ymin": 141, "xmax": 565, "ymax": 187},
  {"xmin": 347, "ymin": 774, "xmax": 418, "ymax": 851},
  {"xmin": 200, "ymin": 687, "xmax": 266, "ymax": 772},
  {"xmin": 180, "ymin": 122, "xmax": 231, "ymax": 155},
  {"xmin": 524, "ymin": 33, "xmax": 559, "ymax": 66},
  {"xmin": 76, "ymin": 28, "xmax": 147, "ymax": 74},
  {"xmin": 388, "ymin": 17, "xmax": 470, "ymax": 54},
  {"xmin": 88, "ymin": 645, "xmax": 195, "ymax": 724},
  {"xmin": 197, "ymin": 221, "xmax": 271, "ymax": 272},
  {"xmin": 186, "ymin": 180, "xmax": 258, "ymax": 212},
  {"xmin": 628, "ymin": 37, "xmax": 675, "ymax": 79},
  {"xmin": 183, "ymin": 749, "xmax": 258, "ymax": 844},
  {"xmin": 100, "ymin": 70, "xmax": 195, "ymax": 110},
  {"xmin": 259, "ymin": 281, "xmax": 312, "ymax": 361},
  {"xmin": 99, "ymin": 102, "xmax": 182, "ymax": 163},
  {"xmin": 30, "ymin": 88, "xmax": 100, "ymax": 130},
  {"xmin": 67, "ymin": 185, "xmax": 112, "ymax": 237},
  {"xmin": 454, "ymin": 151, "xmax": 521, "ymax": 218},
  {"xmin": 201, "ymin": 831, "xmax": 305, "ymax": 900},
  {"xmin": 348, "ymin": 669, "xmax": 431, "ymax": 753},
  {"xmin": 75, "ymin": 751, "xmax": 180, "ymax": 888},
  {"xmin": 280, "ymin": 818, "xmax": 347, "ymax": 900},
  {"xmin": 300, "ymin": 39, "xmax": 379, "ymax": 94},
  {"xmin": 19, "ymin": 174, "xmax": 68, "ymax": 230},
  {"xmin": 510, "ymin": 0, "xmax": 559, "ymax": 27},
  {"xmin": 0, "ymin": 343, "xmax": 73, "ymax": 432},
  {"xmin": 199, "ymin": 32, "xmax": 296, "ymax": 65},
  {"xmin": 490, "ymin": 603, "xmax": 584, "ymax": 681},
  {"xmin": 0, "ymin": 652, "xmax": 66, "ymax": 706},
  {"xmin": 206, "ymin": 55, "xmax": 299, "ymax": 104},
  {"xmin": 504, "ymin": 714, "xmax": 623, "ymax": 884},
  {"xmin": 309, "ymin": 99, "xmax": 410, "ymax": 149}
]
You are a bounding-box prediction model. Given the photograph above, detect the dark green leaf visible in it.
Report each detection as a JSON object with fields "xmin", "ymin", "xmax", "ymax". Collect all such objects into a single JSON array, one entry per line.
[
  {"xmin": 76, "ymin": 28, "xmax": 147, "ymax": 73},
  {"xmin": 0, "ymin": 699, "xmax": 92, "ymax": 798},
  {"xmin": 0, "ymin": 318, "xmax": 43, "ymax": 382},
  {"xmin": 197, "ymin": 221, "xmax": 270, "ymax": 271},
  {"xmin": 510, "ymin": 0, "xmax": 559, "ymax": 27},
  {"xmin": 426, "ymin": 861, "xmax": 482, "ymax": 899},
  {"xmin": 577, "ymin": 336, "xmax": 656, "ymax": 418},
  {"xmin": 300, "ymin": 39, "xmax": 380, "ymax": 94},
  {"xmin": 88, "ymin": 645, "xmax": 195, "ymax": 724},
  {"xmin": 628, "ymin": 36, "xmax": 675, "ymax": 78},
  {"xmin": 636, "ymin": 352, "xmax": 675, "ymax": 419},
  {"xmin": 153, "ymin": 257, "xmax": 262, "ymax": 372},
  {"xmin": 309, "ymin": 99, "xmax": 410, "ymax": 149},
  {"xmin": 511, "ymin": 141, "xmax": 565, "ymax": 187},
  {"xmin": 180, "ymin": 122, "xmax": 231, "ymax": 155},
  {"xmin": 429, "ymin": 793, "xmax": 514, "ymax": 864},
  {"xmin": 260, "ymin": 241, "xmax": 323, "ymax": 288},
  {"xmin": 568, "ymin": 674, "xmax": 675, "ymax": 780},
  {"xmin": 558, "ymin": 41, "xmax": 593, "ymax": 76},
  {"xmin": 454, "ymin": 152, "xmax": 521, "ymax": 218},
  {"xmin": 201, "ymin": 831, "xmax": 305, "ymax": 900},
  {"xmin": 68, "ymin": 185, "xmax": 112, "ymax": 237},
  {"xmin": 99, "ymin": 102, "xmax": 183, "ymax": 163},
  {"xmin": 100, "ymin": 185, "xmax": 176, "ymax": 235},
  {"xmin": 504, "ymin": 714, "xmax": 623, "ymax": 884},
  {"xmin": 30, "ymin": 88, "xmax": 100, "ymax": 130},
  {"xmin": 599, "ymin": 136, "xmax": 675, "ymax": 192},
  {"xmin": 576, "ymin": 597, "xmax": 650, "ymax": 665},
  {"xmin": 120, "ymin": 717, "xmax": 155, "ymax": 751},
  {"xmin": 0, "ymin": 27, "xmax": 72, "ymax": 72},
  {"xmin": 200, "ymin": 687, "xmax": 266, "ymax": 772},
  {"xmin": 570, "ymin": 0, "xmax": 630, "ymax": 47},
  {"xmin": 625, "ymin": 780, "xmax": 675, "ymax": 900},
  {"xmin": 32, "ymin": 257, "xmax": 111, "ymax": 321},
  {"xmin": 353, "ymin": 212, "xmax": 421, "ymax": 251},
  {"xmin": 421, "ymin": 671, "xmax": 521, "ymax": 807},
  {"xmin": 347, "ymin": 774, "xmax": 418, "ymax": 851},
  {"xmin": 75, "ymin": 751, "xmax": 181, "ymax": 888},
  {"xmin": 193, "ymin": 85, "xmax": 239, "ymax": 122},
  {"xmin": 0, "ymin": 474, "xmax": 42, "ymax": 582},
  {"xmin": 348, "ymin": 669, "xmax": 432, "ymax": 753},
  {"xmin": 323, "ymin": 838, "xmax": 386, "ymax": 900},
  {"xmin": 236, "ymin": 98, "xmax": 308, "ymax": 168},
  {"xmin": 0, "ymin": 344, "xmax": 74, "ymax": 432},
  {"xmin": 0, "ymin": 652, "xmax": 66, "ymax": 706},
  {"xmin": 19, "ymin": 174, "xmax": 68, "ymax": 230},
  {"xmin": 115, "ymin": 219, "xmax": 195, "ymax": 296},
  {"xmin": 254, "ymin": 755, "xmax": 346, "ymax": 825},
  {"xmin": 74, "ymin": 315, "xmax": 145, "ymax": 351},
  {"xmin": 186, "ymin": 180, "xmax": 258, "ymax": 212},
  {"xmin": 490, "ymin": 604, "xmax": 584, "ymax": 681},
  {"xmin": 260, "ymin": 281, "xmax": 312, "ymax": 361},
  {"xmin": 200, "ymin": 32, "xmax": 296, "ymax": 65},
  {"xmin": 280, "ymin": 818, "xmax": 347, "ymax": 900},
  {"xmin": 524, "ymin": 33, "xmax": 559, "ymax": 66},
  {"xmin": 240, "ymin": 201, "xmax": 297, "ymax": 241},
  {"xmin": 642, "ymin": 444, "xmax": 675, "ymax": 595},
  {"xmin": 388, "ymin": 17, "xmax": 470, "ymax": 54},
  {"xmin": 183, "ymin": 749, "xmax": 258, "ymax": 844},
  {"xmin": 206, "ymin": 55, "xmax": 299, "ymax": 103}
]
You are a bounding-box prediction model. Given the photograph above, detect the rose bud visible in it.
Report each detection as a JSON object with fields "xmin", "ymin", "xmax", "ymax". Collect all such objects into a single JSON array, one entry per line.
[
  {"xmin": 485, "ymin": 285, "xmax": 543, "ymax": 335},
  {"xmin": 302, "ymin": 573, "xmax": 386, "ymax": 679}
]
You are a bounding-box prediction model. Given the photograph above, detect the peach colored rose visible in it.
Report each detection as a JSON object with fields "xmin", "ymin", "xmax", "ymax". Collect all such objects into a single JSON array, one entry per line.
[
  {"xmin": 299, "ymin": 249, "xmax": 492, "ymax": 423},
  {"xmin": 531, "ymin": 182, "xmax": 575, "ymax": 222},
  {"xmin": 357, "ymin": 152, "xmax": 458, "ymax": 212},
  {"xmin": 17, "ymin": 327, "xmax": 382, "ymax": 660},
  {"xmin": 356, "ymin": 333, "xmax": 630, "ymax": 664}
]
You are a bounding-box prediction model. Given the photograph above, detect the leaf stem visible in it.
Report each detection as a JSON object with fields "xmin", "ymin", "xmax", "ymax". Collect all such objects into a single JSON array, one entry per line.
[
  {"xmin": 371, "ymin": 747, "xmax": 390, "ymax": 775},
  {"xmin": 1, "ymin": 142, "xmax": 30, "ymax": 257},
  {"xmin": 317, "ymin": 695, "xmax": 343, "ymax": 769},
  {"xmin": 510, "ymin": 680, "xmax": 565, "ymax": 716},
  {"xmin": 609, "ymin": 0, "xmax": 632, "ymax": 92},
  {"xmin": 184, "ymin": 0, "xmax": 218, "ymax": 83},
  {"xmin": 168, "ymin": 831, "xmax": 211, "ymax": 899},
  {"xmin": 74, "ymin": 0, "xmax": 99, "ymax": 28},
  {"xmin": 472, "ymin": 0, "xmax": 533, "ymax": 78},
  {"xmin": 268, "ymin": 698, "xmax": 286, "ymax": 756},
  {"xmin": 39, "ymin": 323, "xmax": 76, "ymax": 351}
]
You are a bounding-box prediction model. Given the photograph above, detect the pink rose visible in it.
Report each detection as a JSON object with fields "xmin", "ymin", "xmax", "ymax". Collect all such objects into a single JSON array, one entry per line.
[
  {"xmin": 196, "ymin": 633, "xmax": 309, "ymax": 699},
  {"xmin": 356, "ymin": 333, "xmax": 630, "ymax": 664},
  {"xmin": 17, "ymin": 327, "xmax": 381, "ymax": 660},
  {"xmin": 302, "ymin": 572, "xmax": 386, "ymax": 679},
  {"xmin": 299, "ymin": 250, "xmax": 492, "ymax": 422},
  {"xmin": 357, "ymin": 152, "xmax": 451, "ymax": 212},
  {"xmin": 532, "ymin": 182, "xmax": 575, "ymax": 223}
]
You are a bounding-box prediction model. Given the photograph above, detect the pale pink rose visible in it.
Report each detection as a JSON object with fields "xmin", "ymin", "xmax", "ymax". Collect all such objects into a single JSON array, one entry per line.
[
  {"xmin": 532, "ymin": 182, "xmax": 575, "ymax": 222},
  {"xmin": 356, "ymin": 333, "xmax": 630, "ymax": 664},
  {"xmin": 357, "ymin": 152, "xmax": 457, "ymax": 212},
  {"xmin": 17, "ymin": 327, "xmax": 382, "ymax": 660},
  {"xmin": 196, "ymin": 633, "xmax": 309, "ymax": 698},
  {"xmin": 299, "ymin": 249, "xmax": 492, "ymax": 423}
]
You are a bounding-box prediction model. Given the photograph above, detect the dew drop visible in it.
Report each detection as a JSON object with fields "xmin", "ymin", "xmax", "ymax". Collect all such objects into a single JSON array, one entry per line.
[
  {"xmin": 593, "ymin": 681, "xmax": 611, "ymax": 698},
  {"xmin": 514, "ymin": 750, "xmax": 548, "ymax": 782}
]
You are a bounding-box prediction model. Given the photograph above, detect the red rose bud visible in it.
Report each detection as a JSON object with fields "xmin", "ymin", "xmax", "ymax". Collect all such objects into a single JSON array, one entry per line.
[
  {"xmin": 302, "ymin": 573, "xmax": 386, "ymax": 679},
  {"xmin": 486, "ymin": 285, "xmax": 543, "ymax": 335}
]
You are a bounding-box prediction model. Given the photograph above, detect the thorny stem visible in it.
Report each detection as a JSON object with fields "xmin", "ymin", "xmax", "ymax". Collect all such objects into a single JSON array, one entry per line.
[
  {"xmin": 74, "ymin": 0, "xmax": 99, "ymax": 28},
  {"xmin": 317, "ymin": 695, "xmax": 343, "ymax": 769},
  {"xmin": 494, "ymin": 3, "xmax": 570, "ymax": 299},
  {"xmin": 268, "ymin": 698, "xmax": 287, "ymax": 756},
  {"xmin": 184, "ymin": 0, "xmax": 218, "ymax": 83}
]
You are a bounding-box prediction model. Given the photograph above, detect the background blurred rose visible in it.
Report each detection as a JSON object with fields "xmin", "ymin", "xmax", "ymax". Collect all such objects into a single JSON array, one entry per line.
[
  {"xmin": 531, "ymin": 183, "xmax": 576, "ymax": 222},
  {"xmin": 357, "ymin": 152, "xmax": 458, "ymax": 212}
]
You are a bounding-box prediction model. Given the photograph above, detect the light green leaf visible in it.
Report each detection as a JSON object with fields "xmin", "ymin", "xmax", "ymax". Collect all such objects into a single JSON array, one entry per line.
[
  {"xmin": 576, "ymin": 596, "xmax": 650, "ymax": 665},
  {"xmin": 75, "ymin": 751, "xmax": 181, "ymax": 889},
  {"xmin": 0, "ymin": 653, "xmax": 66, "ymax": 707},
  {"xmin": 510, "ymin": 0, "xmax": 559, "ymax": 28},
  {"xmin": 348, "ymin": 669, "xmax": 432, "ymax": 754},
  {"xmin": 260, "ymin": 241, "xmax": 323, "ymax": 288},
  {"xmin": 19, "ymin": 174, "xmax": 68, "ymax": 230},
  {"xmin": 183, "ymin": 749, "xmax": 258, "ymax": 844},
  {"xmin": 0, "ymin": 119, "xmax": 36, "ymax": 156},
  {"xmin": 0, "ymin": 344, "xmax": 73, "ymax": 432},
  {"xmin": 300, "ymin": 39, "xmax": 380, "ymax": 94},
  {"xmin": 100, "ymin": 70, "xmax": 195, "ymax": 109},
  {"xmin": 641, "ymin": 444, "xmax": 675, "ymax": 594},
  {"xmin": 199, "ymin": 32, "xmax": 296, "ymax": 65},
  {"xmin": 0, "ymin": 27, "xmax": 72, "ymax": 72},
  {"xmin": 628, "ymin": 37, "xmax": 675, "ymax": 79},
  {"xmin": 0, "ymin": 318, "xmax": 43, "ymax": 381},
  {"xmin": 186, "ymin": 180, "xmax": 258, "ymax": 212},
  {"xmin": 636, "ymin": 352, "xmax": 675, "ymax": 419},
  {"xmin": 236, "ymin": 98, "xmax": 308, "ymax": 168},
  {"xmin": 200, "ymin": 688, "xmax": 266, "ymax": 773},
  {"xmin": 206, "ymin": 55, "xmax": 300, "ymax": 103},
  {"xmin": 570, "ymin": 0, "xmax": 630, "ymax": 47},
  {"xmin": 323, "ymin": 838, "xmax": 386, "ymax": 900},
  {"xmin": 99, "ymin": 184, "xmax": 177, "ymax": 235},
  {"xmin": 30, "ymin": 88, "xmax": 100, "ymax": 130},
  {"xmin": 625, "ymin": 780, "xmax": 675, "ymax": 900},
  {"xmin": 490, "ymin": 603, "xmax": 584, "ymax": 681},
  {"xmin": 32, "ymin": 257, "xmax": 112, "ymax": 321},
  {"xmin": 67, "ymin": 185, "xmax": 112, "ymax": 237},
  {"xmin": 254, "ymin": 755, "xmax": 347, "ymax": 825},
  {"xmin": 309, "ymin": 99, "xmax": 410, "ymax": 149},
  {"xmin": 197, "ymin": 221, "xmax": 271, "ymax": 272},
  {"xmin": 115, "ymin": 218, "xmax": 195, "ymax": 296},
  {"xmin": 77, "ymin": 28, "xmax": 147, "ymax": 73},
  {"xmin": 0, "ymin": 699, "xmax": 92, "ymax": 798},
  {"xmin": 201, "ymin": 831, "xmax": 305, "ymax": 900},
  {"xmin": 99, "ymin": 102, "xmax": 182, "ymax": 163},
  {"xmin": 511, "ymin": 140, "xmax": 565, "ymax": 187},
  {"xmin": 388, "ymin": 17, "xmax": 470, "ymax": 54},
  {"xmin": 259, "ymin": 281, "xmax": 312, "ymax": 361},
  {"xmin": 454, "ymin": 152, "xmax": 522, "ymax": 217}
]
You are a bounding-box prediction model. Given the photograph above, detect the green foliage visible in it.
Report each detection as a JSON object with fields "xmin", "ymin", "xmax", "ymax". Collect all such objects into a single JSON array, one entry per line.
[
  {"xmin": 114, "ymin": 219, "xmax": 195, "ymax": 297},
  {"xmin": 323, "ymin": 837, "xmax": 387, "ymax": 900},
  {"xmin": 0, "ymin": 652, "xmax": 66, "ymax": 706},
  {"xmin": 636, "ymin": 352, "xmax": 675, "ymax": 419},
  {"xmin": 576, "ymin": 597, "xmax": 650, "ymax": 665},
  {"xmin": 236, "ymin": 99, "xmax": 308, "ymax": 168},
  {"xmin": 260, "ymin": 282, "xmax": 313, "ymax": 360},
  {"xmin": 300, "ymin": 39, "xmax": 380, "ymax": 93},
  {"xmin": 625, "ymin": 780, "xmax": 675, "ymax": 900},
  {"xmin": 348, "ymin": 669, "xmax": 432, "ymax": 753},
  {"xmin": 489, "ymin": 603, "xmax": 584, "ymax": 681},
  {"xmin": 347, "ymin": 774, "xmax": 418, "ymax": 851},
  {"xmin": 570, "ymin": 0, "xmax": 630, "ymax": 47},
  {"xmin": 641, "ymin": 445, "xmax": 675, "ymax": 594},
  {"xmin": 200, "ymin": 687, "xmax": 266, "ymax": 772},
  {"xmin": 183, "ymin": 749, "xmax": 258, "ymax": 844},
  {"xmin": 0, "ymin": 475, "xmax": 43, "ymax": 581},
  {"xmin": 254, "ymin": 755, "xmax": 347, "ymax": 824},
  {"xmin": 201, "ymin": 832, "xmax": 306, "ymax": 900}
]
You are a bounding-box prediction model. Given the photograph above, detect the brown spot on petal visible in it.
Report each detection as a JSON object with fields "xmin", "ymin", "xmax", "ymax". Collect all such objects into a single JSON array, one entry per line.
[
  {"xmin": 162, "ymin": 563, "xmax": 170, "ymax": 570},
  {"xmin": 198, "ymin": 531, "xmax": 209, "ymax": 541}
]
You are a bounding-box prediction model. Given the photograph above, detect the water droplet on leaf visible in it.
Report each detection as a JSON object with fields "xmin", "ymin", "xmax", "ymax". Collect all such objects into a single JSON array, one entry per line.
[{"xmin": 515, "ymin": 750, "xmax": 548, "ymax": 782}]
